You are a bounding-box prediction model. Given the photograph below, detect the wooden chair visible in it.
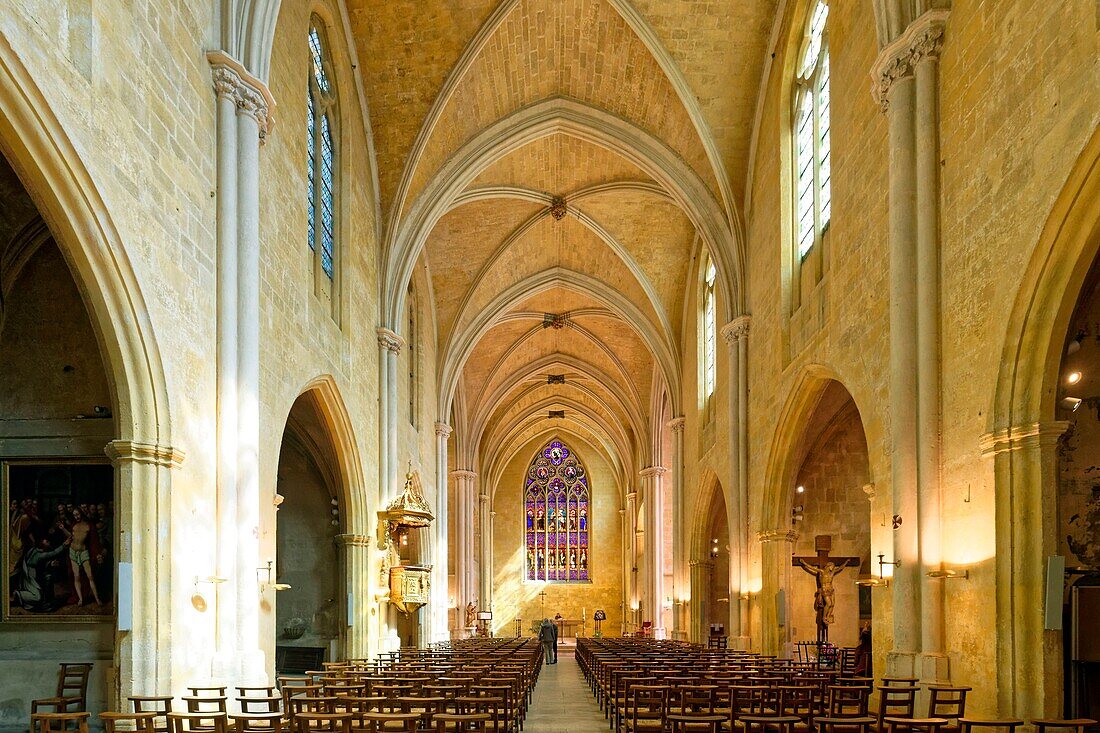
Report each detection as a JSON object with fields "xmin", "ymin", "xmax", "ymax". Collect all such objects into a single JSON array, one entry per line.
[
  {"xmin": 669, "ymin": 714, "xmax": 725, "ymax": 733},
  {"xmin": 826, "ymin": 686, "xmax": 871, "ymax": 718},
  {"xmin": 231, "ymin": 713, "xmax": 284, "ymax": 733},
  {"xmin": 31, "ymin": 712, "xmax": 90, "ymax": 733},
  {"xmin": 740, "ymin": 715, "xmax": 802, "ymax": 733},
  {"xmin": 624, "ymin": 686, "xmax": 668, "ymax": 733},
  {"xmin": 167, "ymin": 712, "xmax": 229, "ymax": 733},
  {"xmin": 360, "ymin": 712, "xmax": 419, "ymax": 733},
  {"xmin": 434, "ymin": 714, "xmax": 491, "ymax": 733},
  {"xmin": 100, "ymin": 712, "xmax": 157, "ymax": 733},
  {"xmin": 131, "ymin": 696, "xmax": 174, "ymax": 733},
  {"xmin": 814, "ymin": 717, "xmax": 877, "ymax": 733},
  {"xmin": 294, "ymin": 712, "xmax": 352, "ymax": 733},
  {"xmin": 927, "ymin": 687, "xmax": 970, "ymax": 731},
  {"xmin": 1031, "ymin": 722, "xmax": 1098, "ymax": 733},
  {"xmin": 875, "ymin": 687, "xmax": 918, "ymax": 733},
  {"xmin": 31, "ymin": 664, "xmax": 94, "ymax": 720}
]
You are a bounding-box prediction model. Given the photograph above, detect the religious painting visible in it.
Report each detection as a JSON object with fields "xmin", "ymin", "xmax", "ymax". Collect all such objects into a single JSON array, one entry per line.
[
  {"xmin": 3, "ymin": 460, "xmax": 115, "ymax": 622},
  {"xmin": 525, "ymin": 438, "xmax": 590, "ymax": 582}
]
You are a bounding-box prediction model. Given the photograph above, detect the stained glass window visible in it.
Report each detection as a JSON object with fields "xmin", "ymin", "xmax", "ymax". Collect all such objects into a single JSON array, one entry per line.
[
  {"xmin": 525, "ymin": 439, "xmax": 590, "ymax": 582},
  {"xmin": 793, "ymin": 0, "xmax": 830, "ymax": 259},
  {"xmin": 308, "ymin": 19, "xmax": 337, "ymax": 280}
]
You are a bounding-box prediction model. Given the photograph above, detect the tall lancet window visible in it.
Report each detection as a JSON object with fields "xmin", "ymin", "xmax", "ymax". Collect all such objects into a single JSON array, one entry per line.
[
  {"xmin": 307, "ymin": 18, "xmax": 337, "ymax": 281},
  {"xmin": 525, "ymin": 439, "xmax": 590, "ymax": 582},
  {"xmin": 793, "ymin": 0, "xmax": 830, "ymax": 259},
  {"xmin": 702, "ymin": 256, "xmax": 718, "ymax": 419}
]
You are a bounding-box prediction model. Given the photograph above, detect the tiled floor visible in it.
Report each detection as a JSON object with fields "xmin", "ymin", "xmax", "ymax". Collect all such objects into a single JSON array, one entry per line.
[{"xmin": 525, "ymin": 651, "xmax": 608, "ymax": 733}]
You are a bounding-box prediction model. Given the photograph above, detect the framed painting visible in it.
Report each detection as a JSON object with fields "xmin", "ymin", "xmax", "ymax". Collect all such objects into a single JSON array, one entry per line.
[{"xmin": 3, "ymin": 459, "xmax": 115, "ymax": 622}]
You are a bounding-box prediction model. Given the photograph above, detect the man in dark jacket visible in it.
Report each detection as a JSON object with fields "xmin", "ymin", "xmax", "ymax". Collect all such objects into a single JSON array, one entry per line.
[{"xmin": 539, "ymin": 619, "xmax": 557, "ymax": 664}]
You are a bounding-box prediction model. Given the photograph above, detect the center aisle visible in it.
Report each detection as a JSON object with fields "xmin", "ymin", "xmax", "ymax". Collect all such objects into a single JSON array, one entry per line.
[{"xmin": 525, "ymin": 650, "xmax": 608, "ymax": 733}]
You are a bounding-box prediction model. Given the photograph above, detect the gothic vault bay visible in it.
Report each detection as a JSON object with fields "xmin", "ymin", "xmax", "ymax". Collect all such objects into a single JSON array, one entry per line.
[{"xmin": 0, "ymin": 0, "xmax": 1098, "ymax": 727}]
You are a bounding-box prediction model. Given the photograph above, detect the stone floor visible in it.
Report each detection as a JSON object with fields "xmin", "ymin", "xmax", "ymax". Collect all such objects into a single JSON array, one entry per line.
[{"xmin": 525, "ymin": 650, "xmax": 607, "ymax": 733}]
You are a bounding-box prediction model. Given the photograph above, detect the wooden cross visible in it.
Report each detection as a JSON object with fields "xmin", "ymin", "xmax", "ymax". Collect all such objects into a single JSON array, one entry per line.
[
  {"xmin": 792, "ymin": 535, "xmax": 861, "ymax": 644},
  {"xmin": 538, "ymin": 589, "xmax": 548, "ymax": 615}
]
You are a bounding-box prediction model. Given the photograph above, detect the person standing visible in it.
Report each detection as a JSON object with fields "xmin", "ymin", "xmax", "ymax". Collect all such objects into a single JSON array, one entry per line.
[{"xmin": 539, "ymin": 618, "xmax": 556, "ymax": 664}]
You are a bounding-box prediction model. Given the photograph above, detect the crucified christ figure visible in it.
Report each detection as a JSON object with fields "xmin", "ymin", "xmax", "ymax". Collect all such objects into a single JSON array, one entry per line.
[{"xmin": 797, "ymin": 558, "xmax": 847, "ymax": 628}]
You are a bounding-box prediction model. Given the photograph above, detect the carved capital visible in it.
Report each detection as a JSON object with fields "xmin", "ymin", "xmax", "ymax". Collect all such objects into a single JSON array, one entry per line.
[
  {"xmin": 869, "ymin": 10, "xmax": 949, "ymax": 112},
  {"xmin": 105, "ymin": 440, "xmax": 185, "ymax": 468},
  {"xmin": 689, "ymin": 559, "xmax": 715, "ymax": 569},
  {"xmin": 721, "ymin": 315, "xmax": 752, "ymax": 346},
  {"xmin": 639, "ymin": 466, "xmax": 667, "ymax": 480},
  {"xmin": 376, "ymin": 327, "xmax": 405, "ymax": 354},
  {"xmin": 667, "ymin": 417, "xmax": 686, "ymax": 433},
  {"xmin": 756, "ymin": 528, "xmax": 799, "ymax": 544},
  {"xmin": 979, "ymin": 421, "xmax": 1070, "ymax": 457},
  {"xmin": 451, "ymin": 469, "xmax": 477, "ymax": 481},
  {"xmin": 625, "ymin": 491, "xmax": 638, "ymax": 502},
  {"xmin": 434, "ymin": 422, "xmax": 453, "ymax": 439},
  {"xmin": 207, "ymin": 51, "xmax": 276, "ymax": 143}
]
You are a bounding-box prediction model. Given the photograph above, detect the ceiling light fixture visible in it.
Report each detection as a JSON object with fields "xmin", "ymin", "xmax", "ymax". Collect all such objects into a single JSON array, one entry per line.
[{"xmin": 1068, "ymin": 371, "xmax": 1083, "ymax": 385}]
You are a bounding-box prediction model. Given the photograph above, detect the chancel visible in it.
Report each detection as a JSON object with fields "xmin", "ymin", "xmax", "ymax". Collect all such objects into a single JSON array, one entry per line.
[{"xmin": 0, "ymin": 0, "xmax": 1098, "ymax": 730}]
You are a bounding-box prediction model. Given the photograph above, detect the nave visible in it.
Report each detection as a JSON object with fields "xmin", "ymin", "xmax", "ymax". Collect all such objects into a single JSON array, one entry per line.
[{"xmin": 1, "ymin": 0, "xmax": 1099, "ymax": 726}]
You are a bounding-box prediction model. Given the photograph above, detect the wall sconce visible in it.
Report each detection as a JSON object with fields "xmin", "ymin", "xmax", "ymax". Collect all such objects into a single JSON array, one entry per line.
[
  {"xmin": 257, "ymin": 560, "xmax": 291, "ymax": 592},
  {"xmin": 191, "ymin": 575, "xmax": 227, "ymax": 612},
  {"xmin": 926, "ymin": 565, "xmax": 969, "ymax": 580}
]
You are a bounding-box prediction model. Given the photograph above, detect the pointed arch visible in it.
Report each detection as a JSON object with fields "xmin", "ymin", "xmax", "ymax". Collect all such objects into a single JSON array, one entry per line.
[{"xmin": 522, "ymin": 437, "xmax": 593, "ymax": 582}]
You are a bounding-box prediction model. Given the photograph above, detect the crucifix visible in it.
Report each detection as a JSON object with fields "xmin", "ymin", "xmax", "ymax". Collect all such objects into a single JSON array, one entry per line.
[
  {"xmin": 538, "ymin": 588, "xmax": 548, "ymax": 616},
  {"xmin": 792, "ymin": 535, "xmax": 861, "ymax": 644}
]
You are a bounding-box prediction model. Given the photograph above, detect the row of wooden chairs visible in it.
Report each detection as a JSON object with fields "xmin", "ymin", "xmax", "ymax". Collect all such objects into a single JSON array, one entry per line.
[{"xmin": 575, "ymin": 638, "xmax": 1097, "ymax": 733}]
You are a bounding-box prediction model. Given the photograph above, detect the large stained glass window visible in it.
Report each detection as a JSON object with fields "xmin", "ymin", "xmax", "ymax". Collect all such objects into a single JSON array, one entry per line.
[{"xmin": 525, "ymin": 439, "xmax": 590, "ymax": 582}]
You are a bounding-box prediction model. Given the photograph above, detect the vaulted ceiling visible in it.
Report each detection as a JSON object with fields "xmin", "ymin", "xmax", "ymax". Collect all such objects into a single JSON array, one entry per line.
[{"xmin": 347, "ymin": 0, "xmax": 778, "ymax": 493}]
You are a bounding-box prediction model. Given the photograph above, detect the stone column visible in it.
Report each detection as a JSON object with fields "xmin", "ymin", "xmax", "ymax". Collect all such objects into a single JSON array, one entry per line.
[
  {"xmin": 335, "ymin": 533, "xmax": 371, "ymax": 657},
  {"xmin": 451, "ymin": 469, "xmax": 477, "ymax": 630},
  {"xmin": 106, "ymin": 441, "xmax": 184, "ymax": 699},
  {"xmin": 619, "ymin": 507, "xmax": 628, "ymax": 635},
  {"xmin": 667, "ymin": 417, "xmax": 687, "ymax": 640},
  {"xmin": 432, "ymin": 423, "xmax": 452, "ymax": 643},
  {"xmin": 689, "ymin": 559, "xmax": 714, "ymax": 643},
  {"xmin": 757, "ymin": 528, "xmax": 798, "ymax": 657},
  {"xmin": 721, "ymin": 315, "xmax": 752, "ymax": 649},
  {"xmin": 625, "ymin": 492, "xmax": 639, "ymax": 634},
  {"xmin": 479, "ymin": 493, "xmax": 492, "ymax": 618},
  {"xmin": 375, "ymin": 328, "xmax": 403, "ymax": 651},
  {"xmin": 640, "ymin": 466, "xmax": 667, "ymax": 638},
  {"xmin": 871, "ymin": 9, "xmax": 949, "ymax": 683},
  {"xmin": 208, "ymin": 53, "xmax": 274, "ymax": 684}
]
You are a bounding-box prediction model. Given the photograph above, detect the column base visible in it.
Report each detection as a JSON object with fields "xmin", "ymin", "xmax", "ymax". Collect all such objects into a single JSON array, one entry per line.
[
  {"xmin": 730, "ymin": 635, "xmax": 751, "ymax": 651},
  {"xmin": 887, "ymin": 649, "xmax": 919, "ymax": 678},
  {"xmin": 920, "ymin": 652, "xmax": 951, "ymax": 683}
]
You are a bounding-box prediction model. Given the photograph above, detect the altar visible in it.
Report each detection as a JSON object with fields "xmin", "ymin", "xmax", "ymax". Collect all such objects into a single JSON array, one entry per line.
[{"xmin": 555, "ymin": 618, "xmax": 584, "ymax": 640}]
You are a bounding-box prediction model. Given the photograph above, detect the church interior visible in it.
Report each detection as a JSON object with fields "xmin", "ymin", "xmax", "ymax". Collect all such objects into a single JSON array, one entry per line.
[{"xmin": 1, "ymin": 0, "xmax": 1099, "ymax": 728}]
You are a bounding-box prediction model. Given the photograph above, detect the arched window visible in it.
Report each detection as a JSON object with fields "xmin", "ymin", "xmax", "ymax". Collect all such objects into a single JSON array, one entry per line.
[
  {"xmin": 307, "ymin": 18, "xmax": 337, "ymax": 282},
  {"xmin": 793, "ymin": 0, "xmax": 830, "ymax": 259},
  {"xmin": 702, "ymin": 256, "xmax": 718, "ymax": 418},
  {"xmin": 525, "ymin": 439, "xmax": 590, "ymax": 582}
]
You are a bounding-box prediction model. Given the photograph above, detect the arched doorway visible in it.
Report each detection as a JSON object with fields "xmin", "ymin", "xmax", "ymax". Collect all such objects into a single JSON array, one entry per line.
[
  {"xmin": 689, "ymin": 475, "xmax": 731, "ymax": 645},
  {"xmin": 1056, "ymin": 252, "xmax": 1100, "ymax": 716},
  {"xmin": 274, "ymin": 390, "xmax": 346, "ymax": 671},
  {"xmin": 786, "ymin": 382, "xmax": 871, "ymax": 659},
  {"xmin": 989, "ymin": 126, "xmax": 1100, "ymax": 717},
  {"xmin": 759, "ymin": 371, "xmax": 874, "ymax": 664}
]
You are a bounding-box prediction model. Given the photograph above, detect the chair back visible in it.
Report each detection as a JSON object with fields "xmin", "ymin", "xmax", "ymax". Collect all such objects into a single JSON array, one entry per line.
[
  {"xmin": 57, "ymin": 664, "xmax": 94, "ymax": 708},
  {"xmin": 167, "ymin": 712, "xmax": 229, "ymax": 733}
]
